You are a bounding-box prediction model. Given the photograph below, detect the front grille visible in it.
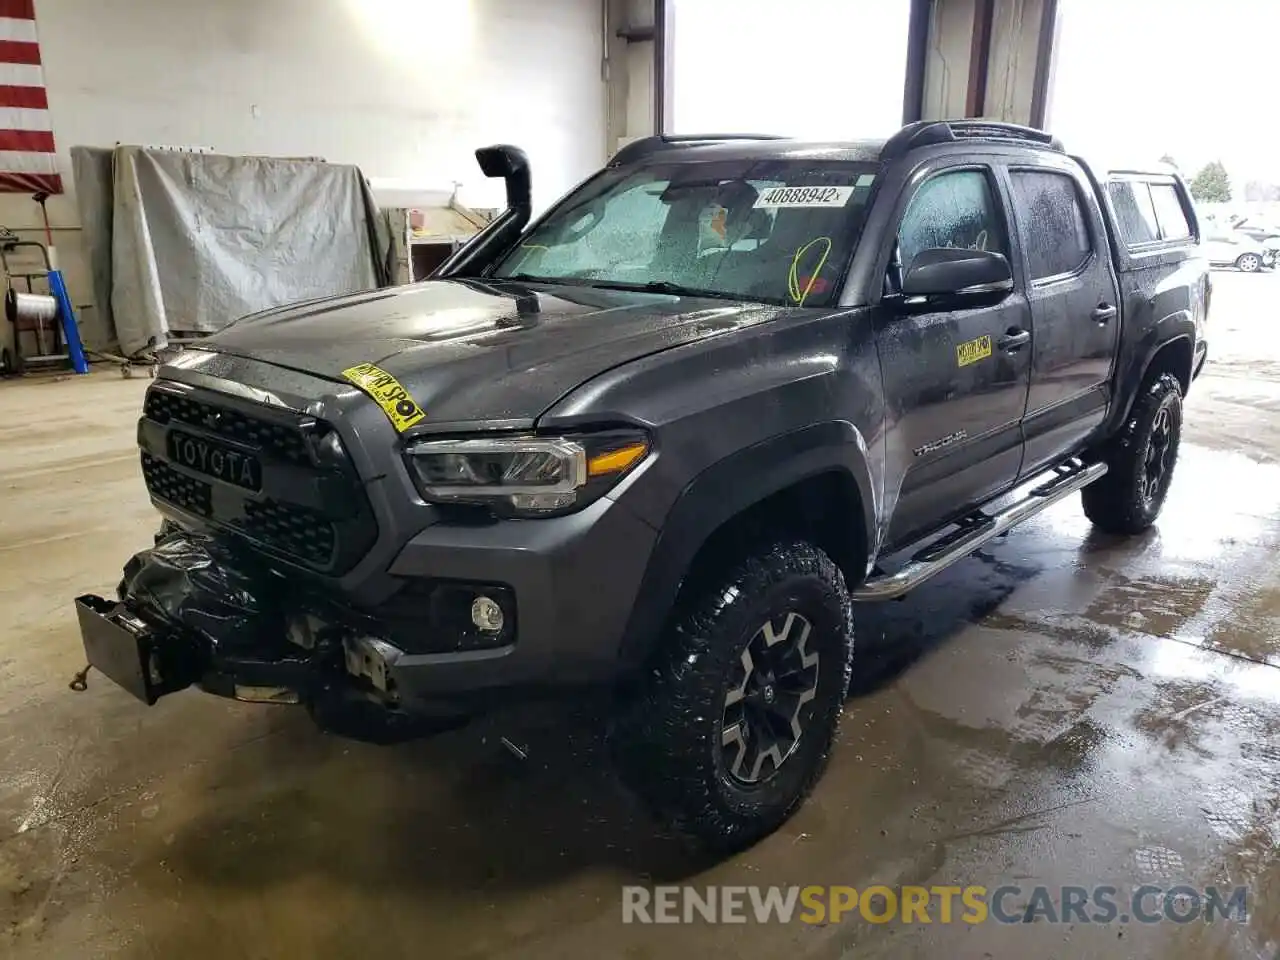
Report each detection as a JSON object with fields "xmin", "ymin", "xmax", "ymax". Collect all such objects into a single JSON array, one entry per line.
[
  {"xmin": 144, "ymin": 390, "xmax": 310, "ymax": 465},
  {"xmin": 141, "ymin": 384, "xmax": 376, "ymax": 574},
  {"xmin": 142, "ymin": 454, "xmax": 212, "ymax": 517},
  {"xmin": 237, "ymin": 499, "xmax": 336, "ymax": 567}
]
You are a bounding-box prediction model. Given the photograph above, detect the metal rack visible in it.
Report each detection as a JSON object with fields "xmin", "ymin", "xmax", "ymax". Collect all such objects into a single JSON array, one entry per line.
[{"xmin": 1, "ymin": 236, "xmax": 66, "ymax": 375}]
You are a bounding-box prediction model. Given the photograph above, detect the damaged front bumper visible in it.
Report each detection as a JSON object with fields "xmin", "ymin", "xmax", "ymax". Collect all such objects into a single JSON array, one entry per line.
[
  {"xmin": 74, "ymin": 593, "xmax": 326, "ymax": 706},
  {"xmin": 71, "ymin": 529, "xmax": 466, "ymax": 738},
  {"xmin": 73, "ymin": 589, "xmax": 413, "ymax": 717}
]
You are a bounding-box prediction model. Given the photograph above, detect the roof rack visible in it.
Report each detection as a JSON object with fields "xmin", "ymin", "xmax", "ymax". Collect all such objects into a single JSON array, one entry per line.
[
  {"xmin": 609, "ymin": 133, "xmax": 789, "ymax": 167},
  {"xmin": 880, "ymin": 120, "xmax": 1064, "ymax": 160}
]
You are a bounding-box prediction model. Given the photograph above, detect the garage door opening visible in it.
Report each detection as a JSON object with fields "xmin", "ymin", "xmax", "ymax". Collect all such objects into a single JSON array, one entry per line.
[
  {"xmin": 1049, "ymin": 0, "xmax": 1280, "ymax": 462},
  {"xmin": 671, "ymin": 0, "xmax": 911, "ymax": 140},
  {"xmin": 1050, "ymin": 0, "xmax": 1280, "ymax": 387}
]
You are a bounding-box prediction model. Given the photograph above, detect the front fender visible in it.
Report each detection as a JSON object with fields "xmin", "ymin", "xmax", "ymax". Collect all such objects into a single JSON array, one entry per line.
[{"xmin": 616, "ymin": 420, "xmax": 875, "ymax": 669}]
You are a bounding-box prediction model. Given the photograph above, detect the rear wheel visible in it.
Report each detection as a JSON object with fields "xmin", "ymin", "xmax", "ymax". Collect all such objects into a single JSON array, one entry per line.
[
  {"xmin": 613, "ymin": 540, "xmax": 854, "ymax": 853},
  {"xmin": 1082, "ymin": 373, "xmax": 1183, "ymax": 534},
  {"xmin": 1236, "ymin": 252, "xmax": 1262, "ymax": 273}
]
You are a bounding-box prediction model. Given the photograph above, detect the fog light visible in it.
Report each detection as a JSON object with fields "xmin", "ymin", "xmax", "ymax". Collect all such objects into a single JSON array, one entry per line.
[{"xmin": 471, "ymin": 595, "xmax": 505, "ymax": 632}]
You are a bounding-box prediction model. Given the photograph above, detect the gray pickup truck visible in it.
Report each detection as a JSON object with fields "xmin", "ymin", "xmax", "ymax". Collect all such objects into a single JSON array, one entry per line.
[{"xmin": 74, "ymin": 121, "xmax": 1209, "ymax": 852}]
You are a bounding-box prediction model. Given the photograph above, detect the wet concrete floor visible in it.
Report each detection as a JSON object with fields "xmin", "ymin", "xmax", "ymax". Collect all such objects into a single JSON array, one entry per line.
[{"xmin": 3, "ymin": 273, "xmax": 1280, "ymax": 958}]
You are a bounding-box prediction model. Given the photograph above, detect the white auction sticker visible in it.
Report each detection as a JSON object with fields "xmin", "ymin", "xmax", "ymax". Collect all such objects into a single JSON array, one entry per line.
[{"xmin": 754, "ymin": 185, "xmax": 855, "ymax": 209}]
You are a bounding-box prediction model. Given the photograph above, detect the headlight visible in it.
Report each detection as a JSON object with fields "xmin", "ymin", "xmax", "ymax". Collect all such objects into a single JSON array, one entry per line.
[{"xmin": 406, "ymin": 432, "xmax": 650, "ymax": 516}]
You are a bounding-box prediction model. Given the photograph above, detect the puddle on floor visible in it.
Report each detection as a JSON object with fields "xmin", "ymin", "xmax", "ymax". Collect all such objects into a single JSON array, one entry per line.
[
  {"xmin": 1202, "ymin": 584, "xmax": 1280, "ymax": 666},
  {"xmin": 1083, "ymin": 574, "xmax": 1218, "ymax": 639}
]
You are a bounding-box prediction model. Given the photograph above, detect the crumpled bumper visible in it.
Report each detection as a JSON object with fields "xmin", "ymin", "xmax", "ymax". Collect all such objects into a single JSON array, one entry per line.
[
  {"xmin": 74, "ymin": 593, "xmax": 317, "ymax": 706},
  {"xmin": 73, "ymin": 529, "xmax": 403, "ymax": 716}
]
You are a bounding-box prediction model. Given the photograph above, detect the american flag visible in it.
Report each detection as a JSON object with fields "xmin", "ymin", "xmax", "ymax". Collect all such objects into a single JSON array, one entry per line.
[{"xmin": 0, "ymin": 0, "xmax": 58, "ymax": 194}]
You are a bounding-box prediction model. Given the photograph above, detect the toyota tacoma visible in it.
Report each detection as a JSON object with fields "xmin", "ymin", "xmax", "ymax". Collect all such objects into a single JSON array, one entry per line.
[{"xmin": 73, "ymin": 121, "xmax": 1209, "ymax": 852}]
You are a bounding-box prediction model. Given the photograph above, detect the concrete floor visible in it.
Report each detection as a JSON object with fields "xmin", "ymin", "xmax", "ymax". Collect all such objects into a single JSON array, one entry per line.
[{"xmin": 2, "ymin": 272, "xmax": 1279, "ymax": 959}]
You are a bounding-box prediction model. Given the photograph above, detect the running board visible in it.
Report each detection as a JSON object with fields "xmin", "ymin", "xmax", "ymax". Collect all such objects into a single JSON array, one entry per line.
[{"xmin": 852, "ymin": 459, "xmax": 1108, "ymax": 602}]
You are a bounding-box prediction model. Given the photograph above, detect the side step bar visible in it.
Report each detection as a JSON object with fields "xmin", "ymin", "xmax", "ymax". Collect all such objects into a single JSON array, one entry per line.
[{"xmin": 852, "ymin": 459, "xmax": 1108, "ymax": 602}]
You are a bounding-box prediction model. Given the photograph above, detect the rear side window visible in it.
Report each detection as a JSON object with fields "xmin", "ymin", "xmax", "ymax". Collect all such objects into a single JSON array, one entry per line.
[
  {"xmin": 1010, "ymin": 170, "xmax": 1092, "ymax": 280},
  {"xmin": 1149, "ymin": 183, "xmax": 1193, "ymax": 240},
  {"xmin": 1107, "ymin": 180, "xmax": 1161, "ymax": 246}
]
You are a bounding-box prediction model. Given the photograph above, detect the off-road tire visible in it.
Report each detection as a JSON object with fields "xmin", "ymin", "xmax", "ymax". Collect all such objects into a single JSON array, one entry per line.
[
  {"xmin": 613, "ymin": 540, "xmax": 854, "ymax": 854},
  {"xmin": 1082, "ymin": 372, "xmax": 1183, "ymax": 534}
]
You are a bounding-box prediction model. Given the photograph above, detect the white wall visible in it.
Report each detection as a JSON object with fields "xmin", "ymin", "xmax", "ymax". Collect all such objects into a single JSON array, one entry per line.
[
  {"xmin": 8, "ymin": 0, "xmax": 608, "ymax": 349},
  {"xmin": 983, "ymin": 0, "xmax": 1048, "ymax": 123},
  {"xmin": 921, "ymin": 0, "xmax": 975, "ymax": 121},
  {"xmin": 919, "ymin": 0, "xmax": 1052, "ymax": 126},
  {"xmin": 619, "ymin": 0, "xmax": 655, "ymax": 145}
]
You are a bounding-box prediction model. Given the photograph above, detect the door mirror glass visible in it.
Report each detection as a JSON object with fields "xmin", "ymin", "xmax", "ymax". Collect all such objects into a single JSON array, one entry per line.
[
  {"xmin": 901, "ymin": 247, "xmax": 1013, "ymax": 297},
  {"xmin": 891, "ymin": 168, "xmax": 1012, "ymax": 308}
]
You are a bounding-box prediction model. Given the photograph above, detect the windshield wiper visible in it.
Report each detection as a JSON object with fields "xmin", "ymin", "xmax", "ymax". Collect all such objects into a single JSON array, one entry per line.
[
  {"xmin": 576, "ymin": 279, "xmax": 749, "ymax": 301},
  {"xmin": 501, "ymin": 272, "xmax": 569, "ymax": 285},
  {"xmin": 501, "ymin": 275, "xmax": 771, "ymax": 304}
]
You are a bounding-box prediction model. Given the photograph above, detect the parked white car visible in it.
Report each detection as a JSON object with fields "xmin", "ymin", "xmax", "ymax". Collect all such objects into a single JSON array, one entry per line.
[{"xmin": 1204, "ymin": 228, "xmax": 1276, "ymax": 272}]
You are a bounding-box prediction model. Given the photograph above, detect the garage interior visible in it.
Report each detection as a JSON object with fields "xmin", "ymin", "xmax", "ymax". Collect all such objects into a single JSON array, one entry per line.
[{"xmin": 2, "ymin": 1, "xmax": 1279, "ymax": 957}]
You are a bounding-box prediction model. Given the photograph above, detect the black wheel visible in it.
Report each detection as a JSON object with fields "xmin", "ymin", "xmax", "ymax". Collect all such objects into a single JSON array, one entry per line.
[
  {"xmin": 1082, "ymin": 373, "xmax": 1183, "ymax": 534},
  {"xmin": 1236, "ymin": 252, "xmax": 1262, "ymax": 273},
  {"xmin": 613, "ymin": 540, "xmax": 854, "ymax": 853}
]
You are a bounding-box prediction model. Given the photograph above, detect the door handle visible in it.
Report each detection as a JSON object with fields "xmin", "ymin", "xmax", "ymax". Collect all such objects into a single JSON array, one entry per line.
[
  {"xmin": 998, "ymin": 328, "xmax": 1031, "ymax": 353},
  {"xmin": 1091, "ymin": 303, "xmax": 1118, "ymax": 323}
]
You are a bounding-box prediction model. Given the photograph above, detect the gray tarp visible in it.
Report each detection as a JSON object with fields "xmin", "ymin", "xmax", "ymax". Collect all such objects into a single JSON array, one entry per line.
[
  {"xmin": 69, "ymin": 146, "xmax": 116, "ymax": 350},
  {"xmin": 72, "ymin": 146, "xmax": 393, "ymax": 357}
]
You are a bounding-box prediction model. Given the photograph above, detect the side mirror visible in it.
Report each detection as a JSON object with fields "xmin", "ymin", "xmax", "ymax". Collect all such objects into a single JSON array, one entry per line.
[{"xmin": 901, "ymin": 248, "xmax": 1013, "ymax": 298}]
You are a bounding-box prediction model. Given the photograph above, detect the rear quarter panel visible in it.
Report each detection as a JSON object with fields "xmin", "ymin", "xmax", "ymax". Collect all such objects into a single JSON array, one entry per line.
[
  {"xmin": 1079, "ymin": 162, "xmax": 1209, "ymax": 427},
  {"xmin": 1111, "ymin": 254, "xmax": 1205, "ymax": 415}
]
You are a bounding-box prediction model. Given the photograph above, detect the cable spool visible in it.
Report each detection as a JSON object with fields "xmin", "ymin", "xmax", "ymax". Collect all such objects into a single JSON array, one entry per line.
[{"xmin": 5, "ymin": 287, "xmax": 58, "ymax": 326}]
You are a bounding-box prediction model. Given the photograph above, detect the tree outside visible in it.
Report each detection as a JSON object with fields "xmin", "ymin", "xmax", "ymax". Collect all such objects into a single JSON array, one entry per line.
[
  {"xmin": 1190, "ymin": 161, "xmax": 1232, "ymax": 203},
  {"xmin": 1159, "ymin": 154, "xmax": 1178, "ymax": 169}
]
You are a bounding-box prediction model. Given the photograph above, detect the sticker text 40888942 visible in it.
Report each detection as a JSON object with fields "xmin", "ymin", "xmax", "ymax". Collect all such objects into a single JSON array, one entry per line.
[
  {"xmin": 754, "ymin": 186, "xmax": 855, "ymax": 209},
  {"xmin": 341, "ymin": 363, "xmax": 426, "ymax": 432}
]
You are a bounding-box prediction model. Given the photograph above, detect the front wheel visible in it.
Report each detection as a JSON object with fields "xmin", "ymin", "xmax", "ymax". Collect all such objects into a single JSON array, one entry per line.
[
  {"xmin": 1236, "ymin": 252, "xmax": 1262, "ymax": 273},
  {"xmin": 1082, "ymin": 373, "xmax": 1183, "ymax": 534},
  {"xmin": 613, "ymin": 541, "xmax": 854, "ymax": 854}
]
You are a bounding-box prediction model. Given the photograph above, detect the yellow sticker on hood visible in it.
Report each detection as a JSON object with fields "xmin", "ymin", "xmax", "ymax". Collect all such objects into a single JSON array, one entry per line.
[{"xmin": 341, "ymin": 363, "xmax": 426, "ymax": 432}]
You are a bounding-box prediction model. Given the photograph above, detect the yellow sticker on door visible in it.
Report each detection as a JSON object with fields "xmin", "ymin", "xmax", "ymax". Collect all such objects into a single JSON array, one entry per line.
[
  {"xmin": 956, "ymin": 335, "xmax": 993, "ymax": 367},
  {"xmin": 341, "ymin": 363, "xmax": 426, "ymax": 432}
]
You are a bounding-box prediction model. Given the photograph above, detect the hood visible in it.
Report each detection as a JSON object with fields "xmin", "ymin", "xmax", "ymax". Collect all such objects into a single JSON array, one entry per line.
[{"xmin": 198, "ymin": 279, "xmax": 776, "ymax": 424}]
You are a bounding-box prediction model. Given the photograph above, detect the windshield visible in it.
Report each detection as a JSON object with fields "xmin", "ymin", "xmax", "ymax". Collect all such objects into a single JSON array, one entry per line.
[{"xmin": 491, "ymin": 158, "xmax": 879, "ymax": 308}]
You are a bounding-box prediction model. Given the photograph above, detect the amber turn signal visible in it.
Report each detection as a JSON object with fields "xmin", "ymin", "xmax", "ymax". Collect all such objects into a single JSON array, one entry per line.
[{"xmin": 587, "ymin": 441, "xmax": 648, "ymax": 477}]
